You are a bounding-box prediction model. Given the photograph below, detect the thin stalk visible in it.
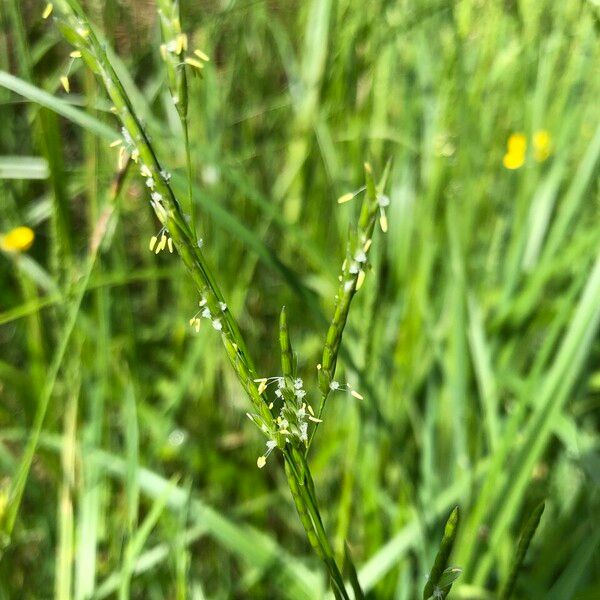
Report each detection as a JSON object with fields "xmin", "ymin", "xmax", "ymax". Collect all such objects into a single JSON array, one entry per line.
[
  {"xmin": 55, "ymin": 0, "xmax": 269, "ymax": 422},
  {"xmin": 182, "ymin": 115, "xmax": 195, "ymax": 234},
  {"xmin": 156, "ymin": 0, "xmax": 196, "ymax": 233},
  {"xmin": 284, "ymin": 449, "xmax": 350, "ymax": 599},
  {"xmin": 307, "ymin": 160, "xmax": 391, "ymax": 452}
]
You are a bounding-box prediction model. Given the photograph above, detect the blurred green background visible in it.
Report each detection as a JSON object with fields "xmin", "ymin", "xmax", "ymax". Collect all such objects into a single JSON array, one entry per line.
[{"xmin": 1, "ymin": 0, "xmax": 599, "ymax": 598}]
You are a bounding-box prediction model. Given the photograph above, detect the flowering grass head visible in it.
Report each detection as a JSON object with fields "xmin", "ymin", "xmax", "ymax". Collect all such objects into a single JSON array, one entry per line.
[{"xmin": 156, "ymin": 0, "xmax": 208, "ymax": 118}]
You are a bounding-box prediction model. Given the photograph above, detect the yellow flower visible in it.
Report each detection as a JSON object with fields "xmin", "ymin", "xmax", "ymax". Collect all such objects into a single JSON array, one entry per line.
[
  {"xmin": 0, "ymin": 226, "xmax": 35, "ymax": 253},
  {"xmin": 503, "ymin": 132, "xmax": 527, "ymax": 170},
  {"xmin": 533, "ymin": 129, "xmax": 552, "ymax": 162},
  {"xmin": 503, "ymin": 151, "xmax": 525, "ymax": 170},
  {"xmin": 507, "ymin": 132, "xmax": 527, "ymax": 154}
]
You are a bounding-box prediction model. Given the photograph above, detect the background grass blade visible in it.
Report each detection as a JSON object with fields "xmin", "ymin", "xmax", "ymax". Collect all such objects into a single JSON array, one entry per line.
[
  {"xmin": 0, "ymin": 71, "xmax": 115, "ymax": 141},
  {"xmin": 423, "ymin": 507, "xmax": 460, "ymax": 600},
  {"xmin": 1, "ymin": 1, "xmax": 599, "ymax": 597},
  {"xmin": 499, "ymin": 501, "xmax": 545, "ymax": 600}
]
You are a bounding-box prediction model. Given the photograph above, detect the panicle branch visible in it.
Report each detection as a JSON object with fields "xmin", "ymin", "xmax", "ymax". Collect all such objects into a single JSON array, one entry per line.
[{"xmin": 51, "ymin": 0, "xmax": 272, "ymax": 426}]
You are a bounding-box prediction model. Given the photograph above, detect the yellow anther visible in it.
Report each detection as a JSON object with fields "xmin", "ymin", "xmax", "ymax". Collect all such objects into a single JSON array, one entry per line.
[
  {"xmin": 337, "ymin": 192, "xmax": 354, "ymax": 204},
  {"xmin": 351, "ymin": 390, "xmax": 364, "ymax": 400},
  {"xmin": 356, "ymin": 270, "xmax": 366, "ymax": 290},
  {"xmin": 149, "ymin": 235, "xmax": 158, "ymax": 252},
  {"xmin": 175, "ymin": 33, "xmax": 188, "ymax": 54},
  {"xmin": 156, "ymin": 234, "xmax": 167, "ymax": 254},
  {"xmin": 257, "ymin": 456, "xmax": 267, "ymax": 469},
  {"xmin": 167, "ymin": 237, "xmax": 174, "ymax": 253},
  {"xmin": 70, "ymin": 50, "xmax": 82, "ymax": 58},
  {"xmin": 194, "ymin": 49, "xmax": 210, "ymax": 61},
  {"xmin": 184, "ymin": 57, "xmax": 204, "ymax": 70},
  {"xmin": 379, "ymin": 213, "xmax": 388, "ymax": 233},
  {"xmin": 118, "ymin": 147, "xmax": 127, "ymax": 170},
  {"xmin": 60, "ymin": 75, "xmax": 70, "ymax": 93},
  {"xmin": 42, "ymin": 3, "xmax": 53, "ymax": 19}
]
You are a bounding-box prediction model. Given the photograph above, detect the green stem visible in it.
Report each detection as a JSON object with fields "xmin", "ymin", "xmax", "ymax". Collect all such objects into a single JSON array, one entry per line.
[
  {"xmin": 284, "ymin": 448, "xmax": 351, "ymax": 599},
  {"xmin": 182, "ymin": 115, "xmax": 195, "ymax": 235},
  {"xmin": 308, "ymin": 161, "xmax": 391, "ymax": 454}
]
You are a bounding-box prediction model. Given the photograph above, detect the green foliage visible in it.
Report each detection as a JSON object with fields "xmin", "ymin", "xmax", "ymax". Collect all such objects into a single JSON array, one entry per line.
[
  {"xmin": 423, "ymin": 507, "xmax": 460, "ymax": 600},
  {"xmin": 499, "ymin": 502, "xmax": 545, "ymax": 600},
  {"xmin": 0, "ymin": 0, "xmax": 599, "ymax": 598}
]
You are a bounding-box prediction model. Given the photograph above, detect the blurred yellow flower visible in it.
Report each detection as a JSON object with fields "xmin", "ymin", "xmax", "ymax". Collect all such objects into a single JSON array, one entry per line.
[
  {"xmin": 533, "ymin": 129, "xmax": 552, "ymax": 162},
  {"xmin": 503, "ymin": 132, "xmax": 527, "ymax": 170},
  {"xmin": 503, "ymin": 151, "xmax": 525, "ymax": 170},
  {"xmin": 503, "ymin": 130, "xmax": 552, "ymax": 169},
  {"xmin": 0, "ymin": 226, "xmax": 35, "ymax": 253},
  {"xmin": 507, "ymin": 132, "xmax": 527, "ymax": 154}
]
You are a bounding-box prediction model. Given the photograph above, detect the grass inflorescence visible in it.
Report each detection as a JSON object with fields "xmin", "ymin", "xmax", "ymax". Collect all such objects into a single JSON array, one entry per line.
[{"xmin": 0, "ymin": 0, "xmax": 599, "ymax": 598}]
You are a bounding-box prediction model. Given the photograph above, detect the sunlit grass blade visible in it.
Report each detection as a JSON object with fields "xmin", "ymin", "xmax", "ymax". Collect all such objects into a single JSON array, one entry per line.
[
  {"xmin": 0, "ymin": 156, "xmax": 49, "ymax": 180},
  {"xmin": 0, "ymin": 71, "xmax": 115, "ymax": 141},
  {"xmin": 119, "ymin": 476, "xmax": 178, "ymax": 600}
]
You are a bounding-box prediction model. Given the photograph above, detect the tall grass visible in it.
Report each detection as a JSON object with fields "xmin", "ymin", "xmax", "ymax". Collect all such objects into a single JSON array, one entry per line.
[{"xmin": 0, "ymin": 0, "xmax": 599, "ymax": 598}]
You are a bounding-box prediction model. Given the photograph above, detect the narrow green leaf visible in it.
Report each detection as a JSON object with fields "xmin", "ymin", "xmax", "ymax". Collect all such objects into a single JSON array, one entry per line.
[
  {"xmin": 0, "ymin": 71, "xmax": 115, "ymax": 141},
  {"xmin": 344, "ymin": 543, "xmax": 365, "ymax": 600},
  {"xmin": 279, "ymin": 306, "xmax": 294, "ymax": 379},
  {"xmin": 423, "ymin": 506, "xmax": 460, "ymax": 600},
  {"xmin": 0, "ymin": 156, "xmax": 48, "ymax": 179},
  {"xmin": 499, "ymin": 502, "xmax": 545, "ymax": 600}
]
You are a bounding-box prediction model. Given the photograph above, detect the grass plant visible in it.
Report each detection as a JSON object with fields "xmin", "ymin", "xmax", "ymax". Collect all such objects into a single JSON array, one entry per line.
[{"xmin": 0, "ymin": 0, "xmax": 599, "ymax": 598}]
